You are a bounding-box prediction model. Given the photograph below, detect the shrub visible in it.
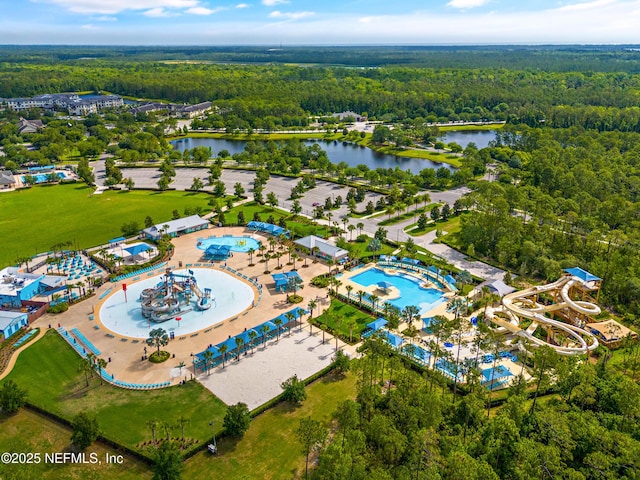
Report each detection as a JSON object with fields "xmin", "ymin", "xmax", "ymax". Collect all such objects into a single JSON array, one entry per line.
[
  {"xmin": 47, "ymin": 302, "xmax": 69, "ymax": 314},
  {"xmin": 311, "ymin": 275, "xmax": 330, "ymax": 288},
  {"xmin": 149, "ymin": 351, "xmax": 170, "ymax": 363}
]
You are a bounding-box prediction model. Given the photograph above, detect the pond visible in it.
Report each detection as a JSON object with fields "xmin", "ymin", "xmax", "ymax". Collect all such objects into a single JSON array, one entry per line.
[
  {"xmin": 439, "ymin": 130, "xmax": 496, "ymax": 149},
  {"xmin": 170, "ymin": 137, "xmax": 457, "ymax": 174}
]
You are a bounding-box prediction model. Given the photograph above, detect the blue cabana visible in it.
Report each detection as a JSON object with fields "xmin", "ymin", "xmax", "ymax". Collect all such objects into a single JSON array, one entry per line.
[
  {"xmin": 366, "ymin": 318, "xmax": 388, "ymax": 331},
  {"xmin": 108, "ymin": 236, "xmax": 125, "ymax": 245},
  {"xmin": 481, "ymin": 365, "xmax": 513, "ymax": 390},
  {"xmin": 216, "ymin": 337, "xmax": 239, "ymax": 355},
  {"xmin": 124, "ymin": 244, "xmax": 152, "ymax": 257},
  {"xmin": 204, "ymin": 244, "xmax": 232, "ymax": 260},
  {"xmin": 290, "ymin": 306, "xmax": 308, "ymax": 318},
  {"xmin": 247, "ymin": 221, "xmax": 289, "ymax": 238},
  {"xmin": 272, "ymin": 271, "xmax": 302, "ymax": 292},
  {"xmin": 444, "ymin": 274, "xmax": 457, "ymax": 285},
  {"xmin": 401, "ymin": 257, "xmax": 421, "ymax": 265},
  {"xmin": 383, "ymin": 331, "xmax": 405, "ymax": 348}
]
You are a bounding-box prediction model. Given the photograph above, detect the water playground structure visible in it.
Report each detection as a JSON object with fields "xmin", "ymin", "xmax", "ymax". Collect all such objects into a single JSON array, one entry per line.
[
  {"xmin": 485, "ymin": 267, "xmax": 603, "ymax": 355},
  {"xmin": 140, "ymin": 268, "xmax": 213, "ymax": 322}
]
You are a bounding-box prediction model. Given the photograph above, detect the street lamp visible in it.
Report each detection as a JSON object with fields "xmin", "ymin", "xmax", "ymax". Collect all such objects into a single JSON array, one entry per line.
[{"xmin": 208, "ymin": 421, "xmax": 217, "ymax": 454}]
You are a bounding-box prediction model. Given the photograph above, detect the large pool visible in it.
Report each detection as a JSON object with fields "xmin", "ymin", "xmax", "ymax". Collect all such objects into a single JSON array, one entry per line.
[
  {"xmin": 22, "ymin": 172, "xmax": 66, "ymax": 184},
  {"xmin": 99, "ymin": 268, "xmax": 255, "ymax": 338},
  {"xmin": 197, "ymin": 236, "xmax": 261, "ymax": 253},
  {"xmin": 351, "ymin": 267, "xmax": 446, "ymax": 317}
]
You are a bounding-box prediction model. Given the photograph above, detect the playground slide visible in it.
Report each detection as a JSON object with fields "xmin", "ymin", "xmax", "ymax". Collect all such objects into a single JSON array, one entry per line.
[
  {"xmin": 560, "ymin": 279, "xmax": 601, "ymax": 316},
  {"xmin": 484, "ymin": 274, "xmax": 601, "ymax": 355},
  {"xmin": 191, "ymin": 283, "xmax": 203, "ymax": 299}
]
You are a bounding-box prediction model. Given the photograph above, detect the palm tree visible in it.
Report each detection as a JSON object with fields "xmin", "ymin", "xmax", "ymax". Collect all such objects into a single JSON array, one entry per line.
[
  {"xmin": 147, "ymin": 419, "xmax": 160, "ymax": 447},
  {"xmin": 367, "ymin": 238, "xmax": 381, "ymax": 260},
  {"xmin": 348, "ymin": 224, "xmax": 356, "ymax": 241},
  {"xmin": 219, "ymin": 344, "xmax": 228, "ymax": 369},
  {"xmin": 333, "ymin": 279, "xmax": 343, "ymax": 297},
  {"xmin": 357, "ymin": 290, "xmax": 365, "ymax": 306},
  {"xmin": 308, "ymin": 299, "xmax": 318, "ymax": 334},
  {"xmin": 176, "ymin": 416, "xmax": 190, "ymax": 449},
  {"xmin": 311, "ymin": 246, "xmax": 320, "ymax": 263},
  {"xmin": 327, "ymin": 259, "xmax": 334, "ymax": 276},
  {"xmin": 285, "ymin": 312, "xmax": 296, "ymax": 336},
  {"xmin": 369, "ymin": 294, "xmax": 379, "ymax": 311},
  {"xmin": 202, "ymin": 350, "xmax": 214, "ymax": 375},
  {"xmin": 264, "ymin": 253, "xmax": 271, "ymax": 273},
  {"xmin": 79, "ymin": 356, "xmax": 94, "ymax": 387},
  {"xmin": 291, "ymin": 253, "xmax": 299, "ymax": 271},
  {"xmin": 345, "ymin": 285, "xmax": 353, "ymax": 301},
  {"xmin": 341, "ymin": 216, "xmax": 349, "ymax": 236},
  {"xmin": 274, "ymin": 317, "xmax": 283, "ymax": 341},
  {"xmin": 95, "ymin": 357, "xmax": 108, "ymax": 385},
  {"xmin": 248, "ymin": 248, "xmax": 255, "ymax": 266},
  {"xmin": 234, "ymin": 337, "xmax": 244, "ymax": 361},
  {"xmin": 248, "ymin": 329, "xmax": 258, "ymax": 354},
  {"xmin": 268, "ymin": 237, "xmax": 277, "ymax": 252},
  {"xmin": 357, "ymin": 222, "xmax": 364, "ymax": 236},
  {"xmin": 261, "ymin": 324, "xmax": 270, "ymax": 348},
  {"xmin": 275, "ymin": 251, "xmax": 283, "ymax": 269},
  {"xmin": 258, "ymin": 244, "xmax": 267, "ymax": 257}
]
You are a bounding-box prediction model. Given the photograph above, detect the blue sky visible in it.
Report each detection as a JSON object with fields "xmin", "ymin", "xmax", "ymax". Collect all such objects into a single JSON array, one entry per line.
[{"xmin": 2, "ymin": 0, "xmax": 640, "ymax": 45}]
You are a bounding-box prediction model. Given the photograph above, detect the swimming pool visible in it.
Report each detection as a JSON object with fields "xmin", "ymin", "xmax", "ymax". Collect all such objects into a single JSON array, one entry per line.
[
  {"xmin": 21, "ymin": 172, "xmax": 66, "ymax": 184},
  {"xmin": 351, "ymin": 267, "xmax": 446, "ymax": 317},
  {"xmin": 197, "ymin": 236, "xmax": 261, "ymax": 253},
  {"xmin": 99, "ymin": 268, "xmax": 255, "ymax": 338}
]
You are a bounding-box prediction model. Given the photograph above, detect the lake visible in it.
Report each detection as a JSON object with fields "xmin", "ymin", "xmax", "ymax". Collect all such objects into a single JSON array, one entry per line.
[
  {"xmin": 439, "ymin": 130, "xmax": 496, "ymax": 149},
  {"xmin": 170, "ymin": 137, "xmax": 460, "ymax": 174}
]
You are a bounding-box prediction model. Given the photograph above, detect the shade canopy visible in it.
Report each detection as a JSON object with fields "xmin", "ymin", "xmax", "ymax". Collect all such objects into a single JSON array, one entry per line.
[
  {"xmin": 124, "ymin": 244, "xmax": 152, "ymax": 257},
  {"xmin": 377, "ymin": 281, "xmax": 393, "ymax": 290}
]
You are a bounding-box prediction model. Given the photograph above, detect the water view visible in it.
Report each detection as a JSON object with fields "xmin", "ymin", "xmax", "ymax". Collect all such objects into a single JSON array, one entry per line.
[
  {"xmin": 170, "ymin": 137, "xmax": 462, "ymax": 174},
  {"xmin": 439, "ymin": 130, "xmax": 496, "ymax": 149}
]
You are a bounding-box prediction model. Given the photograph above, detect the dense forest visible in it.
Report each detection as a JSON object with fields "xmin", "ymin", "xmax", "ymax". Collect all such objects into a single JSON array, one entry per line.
[
  {"xmin": 315, "ymin": 340, "xmax": 640, "ymax": 480},
  {"xmin": 457, "ymin": 124, "xmax": 640, "ymax": 322},
  {"xmin": 4, "ymin": 49, "xmax": 640, "ymax": 131}
]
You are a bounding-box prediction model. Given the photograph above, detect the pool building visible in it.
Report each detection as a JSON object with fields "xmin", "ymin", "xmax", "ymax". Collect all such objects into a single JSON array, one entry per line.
[
  {"xmin": 0, "ymin": 310, "xmax": 28, "ymax": 340},
  {"xmin": 0, "ymin": 267, "xmax": 66, "ymax": 308},
  {"xmin": 143, "ymin": 215, "xmax": 209, "ymax": 241}
]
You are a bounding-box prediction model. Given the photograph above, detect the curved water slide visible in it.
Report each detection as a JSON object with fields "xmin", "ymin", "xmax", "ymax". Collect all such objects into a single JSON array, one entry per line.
[{"xmin": 485, "ymin": 275, "xmax": 600, "ymax": 355}]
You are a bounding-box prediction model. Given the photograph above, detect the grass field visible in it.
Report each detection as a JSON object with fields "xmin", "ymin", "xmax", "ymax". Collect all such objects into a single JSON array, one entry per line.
[
  {"xmin": 314, "ymin": 299, "xmax": 374, "ymax": 341},
  {"xmin": 2, "ymin": 331, "xmax": 227, "ymax": 452},
  {"xmin": 183, "ymin": 370, "xmax": 357, "ymax": 480},
  {"xmin": 0, "ymin": 183, "xmax": 213, "ymax": 268},
  {"xmin": 0, "ymin": 409, "xmax": 151, "ymax": 480}
]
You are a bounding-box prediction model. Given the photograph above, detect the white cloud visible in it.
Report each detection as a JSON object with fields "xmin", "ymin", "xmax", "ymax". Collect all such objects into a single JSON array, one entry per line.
[
  {"xmin": 236, "ymin": 3, "xmax": 250, "ymax": 7},
  {"xmin": 262, "ymin": 0, "xmax": 288, "ymax": 6},
  {"xmin": 447, "ymin": 0, "xmax": 491, "ymax": 8},
  {"xmin": 186, "ymin": 6, "xmax": 224, "ymax": 15},
  {"xmin": 43, "ymin": 0, "xmax": 198, "ymax": 14},
  {"xmin": 555, "ymin": 0, "xmax": 617, "ymax": 12},
  {"xmin": 269, "ymin": 10, "xmax": 314, "ymax": 20},
  {"xmin": 81, "ymin": 23, "xmax": 98, "ymax": 29},
  {"xmin": 94, "ymin": 15, "xmax": 117, "ymax": 21},
  {"xmin": 143, "ymin": 7, "xmax": 172, "ymax": 17}
]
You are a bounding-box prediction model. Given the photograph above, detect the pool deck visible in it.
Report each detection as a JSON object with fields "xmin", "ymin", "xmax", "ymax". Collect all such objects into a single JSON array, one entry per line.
[
  {"xmin": 29, "ymin": 226, "xmax": 338, "ymax": 400},
  {"xmin": 339, "ymin": 264, "xmax": 456, "ymax": 314}
]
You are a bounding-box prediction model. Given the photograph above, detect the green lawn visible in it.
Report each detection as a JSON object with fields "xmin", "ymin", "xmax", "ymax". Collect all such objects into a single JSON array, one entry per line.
[
  {"xmin": 0, "ymin": 409, "xmax": 151, "ymax": 480},
  {"xmin": 343, "ymin": 238, "xmax": 395, "ymax": 260},
  {"xmin": 2, "ymin": 331, "xmax": 227, "ymax": 453},
  {"xmin": 183, "ymin": 371, "xmax": 357, "ymax": 480},
  {"xmin": 314, "ymin": 299, "xmax": 374, "ymax": 342},
  {"xmin": 0, "ymin": 183, "xmax": 214, "ymax": 268},
  {"xmin": 378, "ymin": 203, "xmax": 440, "ymax": 226}
]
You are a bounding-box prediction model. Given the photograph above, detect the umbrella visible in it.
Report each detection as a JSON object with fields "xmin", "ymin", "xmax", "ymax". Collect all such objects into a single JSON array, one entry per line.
[{"xmin": 377, "ymin": 281, "xmax": 393, "ymax": 290}]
